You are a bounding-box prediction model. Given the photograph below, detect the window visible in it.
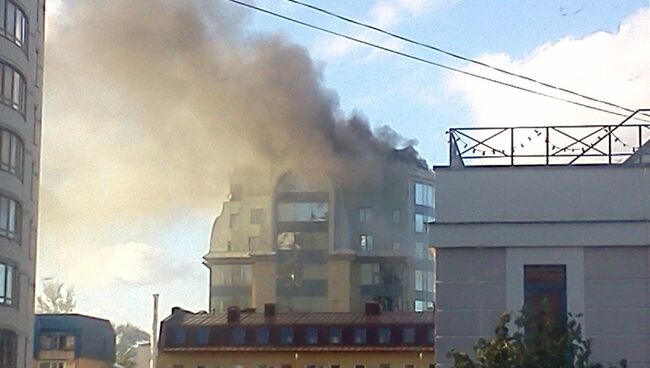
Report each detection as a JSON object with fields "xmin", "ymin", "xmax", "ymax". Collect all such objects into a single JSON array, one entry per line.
[
  {"xmin": 414, "ymin": 270, "xmax": 423, "ymax": 291},
  {"xmin": 414, "ymin": 183, "xmax": 434, "ymax": 207},
  {"xmin": 229, "ymin": 214, "xmax": 239, "ymax": 229},
  {"xmin": 415, "ymin": 214, "xmax": 433, "ymax": 233},
  {"xmin": 354, "ymin": 365, "xmax": 365, "ymax": 368},
  {"xmin": 277, "ymin": 202, "xmax": 328, "ymax": 222},
  {"xmin": 214, "ymin": 265, "xmax": 252, "ymax": 286},
  {"xmin": 0, "ymin": 262, "xmax": 15, "ymax": 306},
  {"xmin": 414, "ymin": 300, "xmax": 425, "ymax": 312},
  {"xmin": 280, "ymin": 327, "xmax": 293, "ymax": 345},
  {"xmin": 174, "ymin": 329, "xmax": 186, "ymax": 344},
  {"xmin": 427, "ymin": 328, "xmax": 434, "ymax": 343},
  {"xmin": 0, "ymin": 63, "xmax": 25, "ymax": 113},
  {"xmin": 232, "ymin": 327, "xmax": 246, "ymax": 345},
  {"xmin": 248, "ymin": 236, "xmax": 259, "ymax": 252},
  {"xmin": 392, "ymin": 209, "xmax": 400, "ymax": 223},
  {"xmin": 0, "ymin": 329, "xmax": 16, "ymax": 368},
  {"xmin": 196, "ymin": 328, "xmax": 209, "ymax": 345},
  {"xmin": 524, "ymin": 265, "xmax": 567, "ymax": 329},
  {"xmin": 361, "ymin": 263, "xmax": 380, "ymax": 285},
  {"xmin": 305, "ymin": 327, "xmax": 318, "ymax": 344},
  {"xmin": 379, "ymin": 365, "xmax": 391, "ymax": 368},
  {"xmin": 0, "ymin": 195, "xmax": 20, "ymax": 242},
  {"xmin": 0, "ymin": 1, "xmax": 27, "ymax": 50},
  {"xmin": 0, "ymin": 129, "xmax": 22, "ymax": 178},
  {"xmin": 359, "ymin": 207, "xmax": 371, "ymax": 223},
  {"xmin": 353, "ymin": 327, "xmax": 366, "ymax": 344},
  {"xmin": 329, "ymin": 327, "xmax": 342, "ymax": 344},
  {"xmin": 256, "ymin": 327, "xmax": 269, "ymax": 344},
  {"xmin": 39, "ymin": 363, "xmax": 64, "ymax": 368},
  {"xmin": 426, "ymin": 272, "xmax": 434, "ymax": 292},
  {"xmin": 360, "ymin": 234, "xmax": 373, "ymax": 251},
  {"xmin": 403, "ymin": 327, "xmax": 415, "ymax": 343},
  {"xmin": 392, "ymin": 242, "xmax": 400, "ymax": 250},
  {"xmin": 404, "ymin": 365, "xmax": 415, "ymax": 368},
  {"xmin": 378, "ymin": 327, "xmax": 391, "ymax": 344},
  {"xmin": 250, "ymin": 208, "xmax": 263, "ymax": 224}
]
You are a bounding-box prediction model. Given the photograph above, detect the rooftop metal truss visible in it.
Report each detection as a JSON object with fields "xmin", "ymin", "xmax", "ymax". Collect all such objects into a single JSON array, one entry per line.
[{"xmin": 448, "ymin": 109, "xmax": 650, "ymax": 167}]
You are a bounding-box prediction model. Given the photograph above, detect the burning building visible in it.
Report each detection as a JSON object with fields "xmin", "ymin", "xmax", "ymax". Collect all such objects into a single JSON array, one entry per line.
[{"xmin": 203, "ymin": 147, "xmax": 435, "ymax": 313}]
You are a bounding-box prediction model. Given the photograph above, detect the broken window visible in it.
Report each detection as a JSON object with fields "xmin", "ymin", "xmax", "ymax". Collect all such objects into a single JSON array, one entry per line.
[
  {"xmin": 360, "ymin": 234, "xmax": 373, "ymax": 251},
  {"xmin": 414, "ymin": 183, "xmax": 434, "ymax": 207},
  {"xmin": 277, "ymin": 202, "xmax": 328, "ymax": 222}
]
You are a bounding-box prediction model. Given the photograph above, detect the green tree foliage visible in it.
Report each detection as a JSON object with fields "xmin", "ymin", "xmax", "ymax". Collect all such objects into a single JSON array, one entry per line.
[
  {"xmin": 35, "ymin": 279, "xmax": 76, "ymax": 314},
  {"xmin": 447, "ymin": 306, "xmax": 627, "ymax": 368},
  {"xmin": 115, "ymin": 323, "xmax": 150, "ymax": 368}
]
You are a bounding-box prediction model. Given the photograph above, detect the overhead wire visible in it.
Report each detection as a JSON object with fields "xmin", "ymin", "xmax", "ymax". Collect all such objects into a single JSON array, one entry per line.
[
  {"xmin": 222, "ymin": 0, "xmax": 649, "ymax": 122},
  {"xmin": 284, "ymin": 0, "xmax": 646, "ymax": 119}
]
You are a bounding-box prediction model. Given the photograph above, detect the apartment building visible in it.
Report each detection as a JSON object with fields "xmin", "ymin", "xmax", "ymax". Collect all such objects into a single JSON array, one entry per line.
[
  {"xmin": 0, "ymin": 1, "xmax": 45, "ymax": 368},
  {"xmin": 33, "ymin": 314, "xmax": 116, "ymax": 368},
  {"xmin": 156, "ymin": 302, "xmax": 435, "ymax": 368},
  {"xmin": 204, "ymin": 147, "xmax": 435, "ymax": 313},
  {"xmin": 430, "ymin": 116, "xmax": 650, "ymax": 367}
]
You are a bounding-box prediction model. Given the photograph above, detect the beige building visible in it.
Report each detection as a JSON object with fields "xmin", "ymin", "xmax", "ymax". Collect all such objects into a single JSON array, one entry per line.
[
  {"xmin": 431, "ymin": 119, "xmax": 650, "ymax": 367},
  {"xmin": 0, "ymin": 1, "xmax": 45, "ymax": 368},
  {"xmin": 204, "ymin": 148, "xmax": 435, "ymax": 313},
  {"xmin": 157, "ymin": 303, "xmax": 435, "ymax": 368}
]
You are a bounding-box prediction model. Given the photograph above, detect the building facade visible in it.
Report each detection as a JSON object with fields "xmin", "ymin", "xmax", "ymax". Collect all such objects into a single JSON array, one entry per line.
[
  {"xmin": 33, "ymin": 314, "xmax": 116, "ymax": 368},
  {"xmin": 0, "ymin": 1, "xmax": 45, "ymax": 368},
  {"xmin": 157, "ymin": 303, "xmax": 435, "ymax": 368},
  {"xmin": 204, "ymin": 148, "xmax": 435, "ymax": 313},
  {"xmin": 431, "ymin": 122, "xmax": 650, "ymax": 367}
]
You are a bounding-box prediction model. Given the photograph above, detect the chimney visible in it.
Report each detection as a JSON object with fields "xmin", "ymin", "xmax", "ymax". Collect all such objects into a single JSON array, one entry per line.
[
  {"xmin": 264, "ymin": 303, "xmax": 276, "ymax": 319},
  {"xmin": 227, "ymin": 306, "xmax": 241, "ymax": 323},
  {"xmin": 365, "ymin": 301, "xmax": 381, "ymax": 316}
]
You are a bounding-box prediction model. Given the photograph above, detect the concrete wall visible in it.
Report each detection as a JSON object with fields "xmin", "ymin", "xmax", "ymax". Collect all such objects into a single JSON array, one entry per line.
[
  {"xmin": 434, "ymin": 248, "xmax": 505, "ymax": 367},
  {"xmin": 431, "ymin": 165, "xmax": 650, "ymax": 368}
]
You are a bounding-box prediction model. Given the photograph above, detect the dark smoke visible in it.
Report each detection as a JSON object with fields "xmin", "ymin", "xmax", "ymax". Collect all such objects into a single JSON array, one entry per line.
[{"xmin": 41, "ymin": 0, "xmax": 424, "ymax": 236}]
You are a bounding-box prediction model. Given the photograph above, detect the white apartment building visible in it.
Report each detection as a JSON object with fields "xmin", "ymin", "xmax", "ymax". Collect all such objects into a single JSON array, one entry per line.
[{"xmin": 0, "ymin": 1, "xmax": 45, "ymax": 368}]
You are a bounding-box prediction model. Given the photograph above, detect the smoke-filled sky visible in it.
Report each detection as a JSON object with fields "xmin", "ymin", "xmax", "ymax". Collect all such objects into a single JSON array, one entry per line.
[{"xmin": 39, "ymin": 0, "xmax": 649, "ymax": 329}]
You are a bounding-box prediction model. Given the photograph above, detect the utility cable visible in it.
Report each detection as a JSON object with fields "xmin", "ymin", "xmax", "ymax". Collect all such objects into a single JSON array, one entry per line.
[
  {"xmin": 223, "ymin": 0, "xmax": 647, "ymax": 122},
  {"xmin": 284, "ymin": 0, "xmax": 645, "ymax": 119}
]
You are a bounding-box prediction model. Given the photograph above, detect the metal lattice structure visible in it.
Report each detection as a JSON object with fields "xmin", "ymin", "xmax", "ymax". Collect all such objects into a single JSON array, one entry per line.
[{"xmin": 448, "ymin": 109, "xmax": 650, "ymax": 166}]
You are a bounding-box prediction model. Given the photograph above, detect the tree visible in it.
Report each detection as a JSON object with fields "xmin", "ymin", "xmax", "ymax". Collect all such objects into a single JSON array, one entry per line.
[
  {"xmin": 35, "ymin": 279, "xmax": 76, "ymax": 314},
  {"xmin": 115, "ymin": 323, "xmax": 150, "ymax": 368},
  {"xmin": 447, "ymin": 306, "xmax": 627, "ymax": 368}
]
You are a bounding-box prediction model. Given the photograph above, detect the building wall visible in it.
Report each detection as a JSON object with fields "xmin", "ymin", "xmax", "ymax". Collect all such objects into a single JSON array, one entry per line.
[
  {"xmin": 434, "ymin": 247, "xmax": 505, "ymax": 366},
  {"xmin": 431, "ymin": 165, "xmax": 650, "ymax": 368},
  {"xmin": 584, "ymin": 246, "xmax": 649, "ymax": 366},
  {"xmin": 205, "ymin": 162, "xmax": 435, "ymax": 313},
  {"xmin": 157, "ymin": 351, "xmax": 435, "ymax": 368},
  {"xmin": 0, "ymin": 2, "xmax": 44, "ymax": 368}
]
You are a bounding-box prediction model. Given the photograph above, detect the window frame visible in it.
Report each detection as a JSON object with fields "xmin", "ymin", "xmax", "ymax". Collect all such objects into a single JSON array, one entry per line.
[{"xmin": 0, "ymin": 261, "xmax": 16, "ymax": 306}]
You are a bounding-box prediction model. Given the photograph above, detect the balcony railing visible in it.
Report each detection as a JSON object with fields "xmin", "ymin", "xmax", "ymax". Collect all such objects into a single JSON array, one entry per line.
[{"xmin": 447, "ymin": 109, "xmax": 650, "ymax": 166}]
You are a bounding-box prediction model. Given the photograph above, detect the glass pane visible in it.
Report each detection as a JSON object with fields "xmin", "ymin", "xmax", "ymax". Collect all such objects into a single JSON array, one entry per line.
[
  {"xmin": 311, "ymin": 202, "xmax": 328, "ymax": 222},
  {"xmin": 6, "ymin": 3, "xmax": 14, "ymax": 38},
  {"xmin": 0, "ymin": 197, "xmax": 8, "ymax": 233},
  {"xmin": 403, "ymin": 327, "xmax": 415, "ymax": 343},
  {"xmin": 0, "ymin": 263, "xmax": 5, "ymax": 299},
  {"xmin": 2, "ymin": 66, "xmax": 10, "ymax": 102},
  {"xmin": 0, "ymin": 1, "xmax": 5, "ymax": 33},
  {"xmin": 294, "ymin": 203, "xmax": 311, "ymax": 222},
  {"xmin": 306, "ymin": 327, "xmax": 318, "ymax": 344},
  {"xmin": 6, "ymin": 265, "xmax": 12, "ymax": 301},
  {"xmin": 8, "ymin": 199, "xmax": 15, "ymax": 233},
  {"xmin": 12, "ymin": 71, "xmax": 20, "ymax": 108},
  {"xmin": 256, "ymin": 327, "xmax": 269, "ymax": 344},
  {"xmin": 1, "ymin": 131, "xmax": 10, "ymax": 167}
]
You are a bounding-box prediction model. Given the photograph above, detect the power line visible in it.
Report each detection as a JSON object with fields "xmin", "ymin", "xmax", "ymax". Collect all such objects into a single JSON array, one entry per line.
[
  {"xmin": 284, "ymin": 0, "xmax": 644, "ymax": 119},
  {"xmin": 222, "ymin": 0, "xmax": 647, "ymax": 122}
]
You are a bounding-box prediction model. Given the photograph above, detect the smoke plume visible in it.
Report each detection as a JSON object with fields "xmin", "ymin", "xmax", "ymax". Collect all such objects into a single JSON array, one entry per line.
[{"xmin": 42, "ymin": 0, "xmax": 422, "ymax": 235}]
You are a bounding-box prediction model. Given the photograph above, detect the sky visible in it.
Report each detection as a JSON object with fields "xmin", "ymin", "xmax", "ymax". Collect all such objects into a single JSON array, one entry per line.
[{"xmin": 37, "ymin": 0, "xmax": 649, "ymax": 331}]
